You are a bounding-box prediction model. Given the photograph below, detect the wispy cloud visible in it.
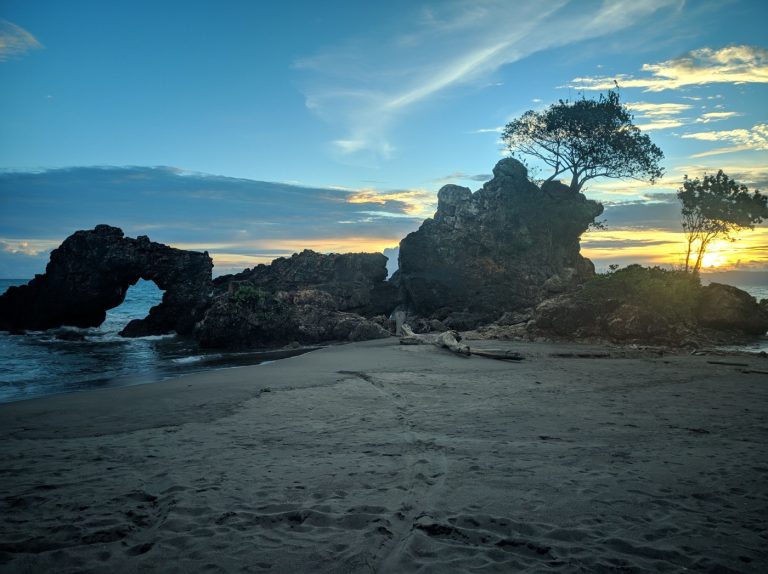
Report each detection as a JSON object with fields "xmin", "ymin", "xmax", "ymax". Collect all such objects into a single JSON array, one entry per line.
[
  {"xmin": 626, "ymin": 101, "xmax": 693, "ymax": 131},
  {"xmin": 0, "ymin": 238, "xmax": 59, "ymax": 256},
  {"xmin": 297, "ymin": 0, "xmax": 679, "ymax": 160},
  {"xmin": 675, "ymin": 163, "xmax": 768, "ymax": 189},
  {"xmin": 695, "ymin": 111, "xmax": 741, "ymax": 123},
  {"xmin": 345, "ymin": 188, "xmax": 436, "ymax": 217},
  {"xmin": 433, "ymin": 172, "xmax": 492, "ymax": 184},
  {"xmin": 568, "ymin": 45, "xmax": 768, "ymax": 92},
  {"xmin": 682, "ymin": 123, "xmax": 768, "ymax": 157},
  {"xmin": 0, "ymin": 19, "xmax": 42, "ymax": 61}
]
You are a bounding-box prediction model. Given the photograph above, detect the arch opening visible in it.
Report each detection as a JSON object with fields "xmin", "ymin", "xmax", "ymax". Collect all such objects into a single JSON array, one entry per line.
[{"xmin": 102, "ymin": 279, "xmax": 164, "ymax": 336}]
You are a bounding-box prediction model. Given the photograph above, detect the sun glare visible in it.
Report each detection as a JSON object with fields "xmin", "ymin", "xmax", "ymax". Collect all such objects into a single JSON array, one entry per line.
[
  {"xmin": 700, "ymin": 249, "xmax": 726, "ymax": 269},
  {"xmin": 692, "ymin": 240, "xmax": 736, "ymax": 269}
]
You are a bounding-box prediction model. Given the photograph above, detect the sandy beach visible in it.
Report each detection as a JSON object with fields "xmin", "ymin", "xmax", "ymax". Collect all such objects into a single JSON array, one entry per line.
[{"xmin": 1, "ymin": 337, "xmax": 767, "ymax": 573}]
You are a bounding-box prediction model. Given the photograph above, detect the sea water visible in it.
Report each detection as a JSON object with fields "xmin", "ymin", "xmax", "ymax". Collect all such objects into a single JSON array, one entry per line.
[
  {"xmin": 1, "ymin": 276, "xmax": 766, "ymax": 403},
  {"xmin": 0, "ymin": 279, "xmax": 296, "ymax": 404}
]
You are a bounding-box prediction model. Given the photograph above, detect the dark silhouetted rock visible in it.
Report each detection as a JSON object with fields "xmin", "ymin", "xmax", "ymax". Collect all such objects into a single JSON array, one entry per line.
[
  {"xmin": 195, "ymin": 286, "xmax": 390, "ymax": 349},
  {"xmin": 697, "ymin": 283, "xmax": 768, "ymax": 336},
  {"xmin": 0, "ymin": 225, "xmax": 213, "ymax": 336},
  {"xmin": 196, "ymin": 250, "xmax": 398, "ymax": 348},
  {"xmin": 529, "ymin": 268, "xmax": 768, "ymax": 345},
  {"xmin": 397, "ymin": 158, "xmax": 603, "ymax": 325},
  {"xmin": 216, "ymin": 249, "xmax": 399, "ymax": 316}
]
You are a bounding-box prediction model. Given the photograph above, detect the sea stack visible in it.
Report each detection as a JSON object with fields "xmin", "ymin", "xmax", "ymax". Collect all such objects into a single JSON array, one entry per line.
[{"xmin": 396, "ymin": 158, "xmax": 603, "ymax": 327}]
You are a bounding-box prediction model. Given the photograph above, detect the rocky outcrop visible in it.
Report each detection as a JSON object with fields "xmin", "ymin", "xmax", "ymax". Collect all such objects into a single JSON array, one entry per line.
[
  {"xmin": 528, "ymin": 268, "xmax": 768, "ymax": 345},
  {"xmin": 195, "ymin": 286, "xmax": 390, "ymax": 349},
  {"xmin": 397, "ymin": 158, "xmax": 603, "ymax": 326},
  {"xmin": 217, "ymin": 249, "xmax": 399, "ymax": 316},
  {"xmin": 697, "ymin": 283, "xmax": 768, "ymax": 336},
  {"xmin": 0, "ymin": 225, "xmax": 213, "ymax": 336},
  {"xmin": 197, "ymin": 250, "xmax": 398, "ymax": 348}
]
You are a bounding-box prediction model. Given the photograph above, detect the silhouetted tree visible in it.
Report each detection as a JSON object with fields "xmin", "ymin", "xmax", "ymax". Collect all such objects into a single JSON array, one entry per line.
[
  {"xmin": 502, "ymin": 91, "xmax": 664, "ymax": 193},
  {"xmin": 678, "ymin": 170, "xmax": 768, "ymax": 272}
]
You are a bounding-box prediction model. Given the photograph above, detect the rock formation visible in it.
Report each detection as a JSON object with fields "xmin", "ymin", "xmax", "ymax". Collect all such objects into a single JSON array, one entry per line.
[
  {"xmin": 397, "ymin": 158, "xmax": 603, "ymax": 327},
  {"xmin": 696, "ymin": 283, "xmax": 768, "ymax": 336},
  {"xmin": 0, "ymin": 225, "xmax": 213, "ymax": 336},
  {"xmin": 196, "ymin": 250, "xmax": 397, "ymax": 348},
  {"xmin": 528, "ymin": 267, "xmax": 768, "ymax": 345},
  {"xmin": 217, "ymin": 249, "xmax": 399, "ymax": 316}
]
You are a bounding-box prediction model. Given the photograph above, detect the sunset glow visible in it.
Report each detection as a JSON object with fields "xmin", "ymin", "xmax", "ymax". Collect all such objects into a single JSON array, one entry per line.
[
  {"xmin": 582, "ymin": 228, "xmax": 768, "ymax": 271},
  {"xmin": 1, "ymin": 1, "xmax": 766, "ymax": 277}
]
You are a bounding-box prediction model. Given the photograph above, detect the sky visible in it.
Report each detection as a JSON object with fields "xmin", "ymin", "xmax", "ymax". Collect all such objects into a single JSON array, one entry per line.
[{"xmin": 1, "ymin": 0, "xmax": 767, "ymax": 278}]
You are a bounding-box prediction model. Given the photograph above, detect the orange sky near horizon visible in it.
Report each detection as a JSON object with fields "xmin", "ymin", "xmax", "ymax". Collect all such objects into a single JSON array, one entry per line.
[{"xmin": 581, "ymin": 227, "xmax": 768, "ymax": 271}]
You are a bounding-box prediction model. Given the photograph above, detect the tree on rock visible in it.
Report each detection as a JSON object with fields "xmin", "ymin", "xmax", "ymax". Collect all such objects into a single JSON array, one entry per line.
[
  {"xmin": 502, "ymin": 91, "xmax": 664, "ymax": 193},
  {"xmin": 678, "ymin": 170, "xmax": 768, "ymax": 272}
]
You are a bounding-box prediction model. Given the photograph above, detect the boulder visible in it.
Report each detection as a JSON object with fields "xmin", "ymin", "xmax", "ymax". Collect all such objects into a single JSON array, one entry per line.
[
  {"xmin": 397, "ymin": 158, "xmax": 603, "ymax": 323},
  {"xmin": 697, "ymin": 283, "xmax": 768, "ymax": 336},
  {"xmin": 0, "ymin": 225, "xmax": 213, "ymax": 336}
]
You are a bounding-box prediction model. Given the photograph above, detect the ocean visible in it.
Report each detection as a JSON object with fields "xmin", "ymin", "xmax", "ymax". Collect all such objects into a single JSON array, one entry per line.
[
  {"xmin": 0, "ymin": 279, "xmax": 310, "ymax": 404},
  {"xmin": 1, "ymin": 275, "xmax": 766, "ymax": 404}
]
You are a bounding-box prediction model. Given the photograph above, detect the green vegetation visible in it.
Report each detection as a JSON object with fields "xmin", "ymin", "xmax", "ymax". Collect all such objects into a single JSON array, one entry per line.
[
  {"xmin": 502, "ymin": 90, "xmax": 664, "ymax": 193},
  {"xmin": 577, "ymin": 265, "xmax": 702, "ymax": 322},
  {"xmin": 231, "ymin": 284, "xmax": 269, "ymax": 306},
  {"xmin": 678, "ymin": 170, "xmax": 768, "ymax": 273}
]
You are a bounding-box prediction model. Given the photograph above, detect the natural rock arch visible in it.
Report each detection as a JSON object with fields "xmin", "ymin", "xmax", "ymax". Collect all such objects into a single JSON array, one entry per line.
[{"xmin": 0, "ymin": 225, "xmax": 213, "ymax": 336}]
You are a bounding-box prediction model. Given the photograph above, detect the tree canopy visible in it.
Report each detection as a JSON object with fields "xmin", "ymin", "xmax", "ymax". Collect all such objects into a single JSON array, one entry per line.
[
  {"xmin": 502, "ymin": 91, "xmax": 664, "ymax": 193},
  {"xmin": 678, "ymin": 170, "xmax": 768, "ymax": 272}
]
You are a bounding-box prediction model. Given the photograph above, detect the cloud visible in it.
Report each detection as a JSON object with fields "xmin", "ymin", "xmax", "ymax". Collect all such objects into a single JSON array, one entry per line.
[
  {"xmin": 625, "ymin": 101, "xmax": 694, "ymax": 131},
  {"xmin": 0, "ymin": 19, "xmax": 42, "ymax": 61},
  {"xmin": 0, "ymin": 238, "xmax": 59, "ymax": 256},
  {"xmin": 600, "ymin": 198, "xmax": 682, "ymax": 231},
  {"xmin": 346, "ymin": 188, "xmax": 436, "ymax": 217},
  {"xmin": 674, "ymin": 163, "xmax": 768, "ymax": 190},
  {"xmin": 580, "ymin": 237, "xmax": 671, "ymax": 249},
  {"xmin": 0, "ymin": 166, "xmax": 431, "ymax": 276},
  {"xmin": 682, "ymin": 123, "xmax": 768, "ymax": 157},
  {"xmin": 695, "ymin": 111, "xmax": 741, "ymax": 123},
  {"xmin": 568, "ymin": 45, "xmax": 768, "ymax": 92},
  {"xmin": 433, "ymin": 172, "xmax": 492, "ymax": 183},
  {"xmin": 627, "ymin": 102, "xmax": 693, "ymax": 117},
  {"xmin": 297, "ymin": 0, "xmax": 679, "ymax": 160}
]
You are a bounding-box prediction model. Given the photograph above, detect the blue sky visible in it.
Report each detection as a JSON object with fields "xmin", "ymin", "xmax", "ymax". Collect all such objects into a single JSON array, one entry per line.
[{"xmin": 1, "ymin": 0, "xmax": 767, "ymax": 277}]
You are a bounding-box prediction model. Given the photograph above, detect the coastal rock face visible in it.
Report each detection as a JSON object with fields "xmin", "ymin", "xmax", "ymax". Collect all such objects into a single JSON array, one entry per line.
[
  {"xmin": 217, "ymin": 249, "xmax": 399, "ymax": 316},
  {"xmin": 197, "ymin": 250, "xmax": 397, "ymax": 348},
  {"xmin": 697, "ymin": 283, "xmax": 768, "ymax": 336},
  {"xmin": 530, "ymin": 273, "xmax": 768, "ymax": 345},
  {"xmin": 195, "ymin": 287, "xmax": 390, "ymax": 349},
  {"xmin": 397, "ymin": 158, "xmax": 603, "ymax": 325},
  {"xmin": 532, "ymin": 297, "xmax": 690, "ymax": 345},
  {"xmin": 0, "ymin": 225, "xmax": 213, "ymax": 336}
]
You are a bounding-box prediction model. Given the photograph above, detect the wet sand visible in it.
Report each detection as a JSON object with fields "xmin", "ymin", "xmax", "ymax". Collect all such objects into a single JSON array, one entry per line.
[{"xmin": 1, "ymin": 338, "xmax": 767, "ymax": 573}]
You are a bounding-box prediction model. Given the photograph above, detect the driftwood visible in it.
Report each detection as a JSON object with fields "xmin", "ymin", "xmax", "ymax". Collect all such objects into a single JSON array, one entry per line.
[
  {"xmin": 400, "ymin": 325, "xmax": 470, "ymax": 356},
  {"xmin": 471, "ymin": 348, "xmax": 525, "ymax": 361},
  {"xmin": 399, "ymin": 325, "xmax": 525, "ymax": 361},
  {"xmin": 707, "ymin": 360, "xmax": 750, "ymax": 367}
]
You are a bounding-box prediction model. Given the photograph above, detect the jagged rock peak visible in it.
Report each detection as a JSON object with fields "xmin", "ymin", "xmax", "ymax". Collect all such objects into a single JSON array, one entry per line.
[{"xmin": 397, "ymin": 158, "xmax": 603, "ymax": 324}]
